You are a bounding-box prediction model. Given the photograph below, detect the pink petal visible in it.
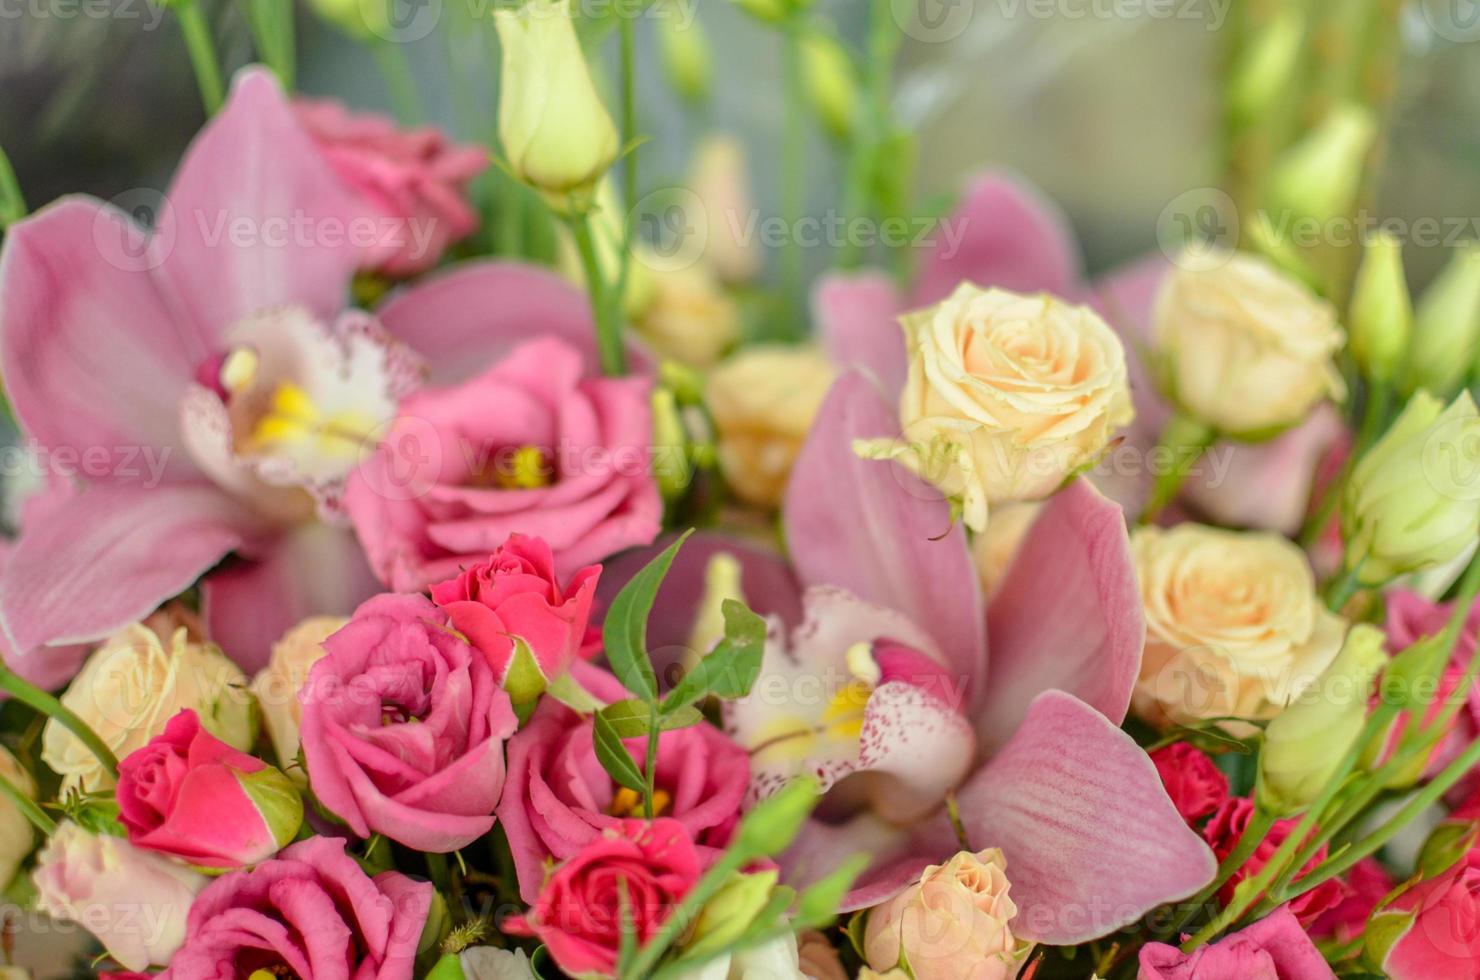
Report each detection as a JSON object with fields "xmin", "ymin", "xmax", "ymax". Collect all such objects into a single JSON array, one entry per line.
[
  {"xmin": 956, "ymin": 691, "xmax": 1216, "ymax": 944},
  {"xmin": 376, "ymin": 260, "xmax": 649, "ymax": 385},
  {"xmin": 912, "ymin": 172, "xmax": 1083, "ymax": 307},
  {"xmin": 783, "ymin": 373, "xmax": 986, "ymax": 708},
  {"xmin": 0, "ymin": 198, "xmax": 201, "ymax": 482},
  {"xmin": 979, "ymin": 479, "xmax": 1143, "ymax": 751},
  {"xmin": 813, "ymin": 272, "xmax": 907, "ymax": 397},
  {"xmin": 201, "ymin": 523, "xmax": 380, "ymax": 673},
  {"xmin": 0, "ymin": 484, "xmax": 263, "ymax": 651},
  {"xmin": 161, "ymin": 68, "xmax": 364, "ymax": 337},
  {"xmin": 0, "ymin": 539, "xmax": 87, "ymax": 690}
]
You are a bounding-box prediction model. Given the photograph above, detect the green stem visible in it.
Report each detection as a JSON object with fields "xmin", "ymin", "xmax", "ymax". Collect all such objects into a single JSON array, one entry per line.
[
  {"xmin": 372, "ymin": 42, "xmax": 423, "ymax": 124},
  {"xmin": 835, "ymin": 0, "xmax": 897, "ymax": 272},
  {"xmin": 1140, "ymin": 413, "xmax": 1217, "ymax": 524},
  {"xmin": 1323, "ymin": 562, "xmax": 1364, "ymax": 612},
  {"xmin": 1159, "ymin": 806, "xmax": 1276, "ymax": 938},
  {"xmin": 246, "ymin": 0, "xmax": 296, "ymax": 89},
  {"xmin": 775, "ymin": 16, "xmax": 807, "ymax": 341},
  {"xmin": 0, "ymin": 771, "xmax": 53, "ymax": 836},
  {"xmin": 643, "ymin": 702, "xmax": 659, "ymax": 821},
  {"xmin": 175, "ymin": 0, "xmax": 225, "ymax": 115},
  {"xmin": 0, "ymin": 667, "xmax": 118, "ymax": 778},
  {"xmin": 569, "ymin": 212, "xmax": 627, "ymax": 376},
  {"xmin": 0, "ymin": 142, "xmax": 26, "ymax": 229},
  {"xmin": 614, "ymin": 15, "xmax": 639, "ymax": 333}
]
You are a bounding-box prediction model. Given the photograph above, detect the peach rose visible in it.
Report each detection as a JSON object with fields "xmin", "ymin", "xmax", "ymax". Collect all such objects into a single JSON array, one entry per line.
[
  {"xmin": 871, "ymin": 284, "xmax": 1133, "ymax": 532},
  {"xmin": 250, "ymin": 616, "xmax": 347, "ymax": 777},
  {"xmin": 1132, "ymin": 523, "xmax": 1347, "ymax": 732},
  {"xmin": 863, "ymin": 849, "xmax": 1031, "ymax": 980},
  {"xmin": 1153, "ymin": 251, "xmax": 1345, "ymax": 437},
  {"xmin": 634, "ymin": 263, "xmax": 740, "ymax": 370}
]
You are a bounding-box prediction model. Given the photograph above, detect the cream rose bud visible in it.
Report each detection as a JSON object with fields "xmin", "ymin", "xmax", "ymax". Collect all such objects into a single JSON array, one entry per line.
[
  {"xmin": 43, "ymin": 623, "xmax": 253, "ymax": 793},
  {"xmin": 869, "ymin": 284, "xmax": 1133, "ymax": 533},
  {"xmin": 33, "ymin": 821, "xmax": 206, "ymax": 971},
  {"xmin": 1132, "ymin": 523, "xmax": 1347, "ymax": 733},
  {"xmin": 1153, "ymin": 250, "xmax": 1345, "ymax": 437},
  {"xmin": 252, "ymin": 616, "xmax": 346, "ymax": 777},
  {"xmin": 708, "ymin": 345, "xmax": 837, "ymax": 508},
  {"xmin": 0, "ymin": 747, "xmax": 35, "ymax": 888},
  {"xmin": 863, "ymin": 849, "xmax": 1032, "ymax": 980}
]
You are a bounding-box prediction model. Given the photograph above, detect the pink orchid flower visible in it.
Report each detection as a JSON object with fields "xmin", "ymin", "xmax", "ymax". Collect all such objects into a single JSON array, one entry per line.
[
  {"xmin": 0, "ymin": 68, "xmax": 607, "ymax": 672},
  {"xmin": 816, "ymin": 171, "xmax": 1345, "ymax": 535}
]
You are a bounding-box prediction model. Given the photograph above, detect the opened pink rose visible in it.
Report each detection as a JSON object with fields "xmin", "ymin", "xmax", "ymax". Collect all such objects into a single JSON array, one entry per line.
[
  {"xmin": 429, "ymin": 532, "xmax": 599, "ymax": 699},
  {"xmin": 117, "ymin": 708, "xmax": 302, "ymax": 868},
  {"xmin": 1138, "ymin": 906, "xmax": 1336, "ymax": 979},
  {"xmin": 299, "ymin": 593, "xmax": 518, "ymax": 852},
  {"xmin": 508, "ymin": 818, "xmax": 700, "ymax": 978},
  {"xmin": 1371, "ymin": 848, "xmax": 1480, "ymax": 979},
  {"xmin": 345, "ymin": 336, "xmax": 661, "ymax": 592},
  {"xmin": 159, "ymin": 835, "xmax": 431, "ymax": 980},
  {"xmin": 497, "ymin": 666, "xmax": 748, "ymax": 902},
  {"xmin": 295, "ymin": 98, "xmax": 488, "ymax": 277}
]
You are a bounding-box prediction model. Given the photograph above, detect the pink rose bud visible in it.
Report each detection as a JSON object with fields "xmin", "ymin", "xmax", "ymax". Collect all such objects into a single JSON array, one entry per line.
[
  {"xmin": 430, "ymin": 533, "xmax": 600, "ymax": 704},
  {"xmin": 1150, "ymin": 743, "xmax": 1230, "ymax": 825},
  {"xmin": 508, "ymin": 818, "xmax": 701, "ymax": 979},
  {"xmin": 117, "ymin": 709, "xmax": 303, "ymax": 869},
  {"xmin": 1368, "ymin": 849, "xmax": 1480, "ymax": 978},
  {"xmin": 1140, "ymin": 906, "xmax": 1336, "ymax": 979}
]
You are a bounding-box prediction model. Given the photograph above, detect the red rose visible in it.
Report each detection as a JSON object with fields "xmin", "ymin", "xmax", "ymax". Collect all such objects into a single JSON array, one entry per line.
[
  {"xmin": 1151, "ymin": 743, "xmax": 1229, "ymax": 824},
  {"xmin": 510, "ymin": 818, "xmax": 701, "ymax": 978},
  {"xmin": 1203, "ymin": 798, "xmax": 1347, "ymax": 926}
]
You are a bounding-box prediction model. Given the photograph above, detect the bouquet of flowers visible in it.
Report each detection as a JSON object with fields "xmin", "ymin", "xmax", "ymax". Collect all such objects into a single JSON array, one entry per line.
[{"xmin": 0, "ymin": 0, "xmax": 1478, "ymax": 977}]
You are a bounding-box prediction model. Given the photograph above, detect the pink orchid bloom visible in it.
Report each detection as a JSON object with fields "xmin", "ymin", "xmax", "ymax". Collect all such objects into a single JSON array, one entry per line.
[
  {"xmin": 0, "ymin": 67, "xmax": 607, "ymax": 672},
  {"xmin": 816, "ymin": 171, "xmax": 1345, "ymax": 535}
]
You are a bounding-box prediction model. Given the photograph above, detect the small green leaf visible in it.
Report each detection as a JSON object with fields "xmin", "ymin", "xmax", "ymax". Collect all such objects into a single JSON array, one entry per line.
[
  {"xmin": 593, "ymin": 709, "xmax": 646, "ymax": 792},
  {"xmin": 795, "ymin": 854, "xmax": 869, "ymax": 927},
  {"xmin": 601, "ymin": 699, "xmax": 703, "ymax": 739},
  {"xmin": 603, "ymin": 531, "xmax": 693, "ymax": 702},
  {"xmin": 662, "ymin": 599, "xmax": 767, "ymax": 711}
]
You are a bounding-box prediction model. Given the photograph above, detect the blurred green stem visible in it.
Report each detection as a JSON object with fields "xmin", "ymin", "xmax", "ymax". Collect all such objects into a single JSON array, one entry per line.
[
  {"xmin": 0, "ymin": 143, "xmax": 26, "ymax": 229},
  {"xmin": 373, "ymin": 41, "xmax": 423, "ymax": 124},
  {"xmin": 775, "ymin": 15, "xmax": 806, "ymax": 341},
  {"xmin": 1139, "ymin": 413, "xmax": 1216, "ymax": 525},
  {"xmin": 0, "ymin": 772, "xmax": 52, "ymax": 836},
  {"xmin": 615, "ymin": 16, "xmax": 639, "ymax": 324},
  {"xmin": 0, "ymin": 666, "xmax": 117, "ymax": 779},
  {"xmin": 568, "ymin": 211, "xmax": 627, "ymax": 376},
  {"xmin": 247, "ymin": 0, "xmax": 296, "ymax": 89},
  {"xmin": 175, "ymin": 0, "xmax": 224, "ymax": 115}
]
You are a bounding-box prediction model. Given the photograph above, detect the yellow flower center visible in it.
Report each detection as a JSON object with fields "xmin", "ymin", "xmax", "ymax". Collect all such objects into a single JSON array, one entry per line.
[
  {"xmin": 609, "ymin": 787, "xmax": 672, "ymax": 817},
  {"xmin": 248, "ymin": 381, "xmax": 380, "ymax": 460}
]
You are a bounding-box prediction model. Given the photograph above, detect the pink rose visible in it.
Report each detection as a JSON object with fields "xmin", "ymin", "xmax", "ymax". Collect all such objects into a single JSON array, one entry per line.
[
  {"xmin": 160, "ymin": 835, "xmax": 431, "ymax": 980},
  {"xmin": 117, "ymin": 709, "xmax": 302, "ymax": 868},
  {"xmin": 1383, "ymin": 590, "xmax": 1480, "ymax": 788},
  {"xmin": 345, "ymin": 337, "xmax": 662, "ymax": 593},
  {"xmin": 1151, "ymin": 743, "xmax": 1229, "ymax": 825},
  {"xmin": 295, "ymin": 98, "xmax": 487, "ymax": 277},
  {"xmin": 1310, "ymin": 857, "xmax": 1394, "ymax": 944},
  {"xmin": 497, "ymin": 667, "xmax": 749, "ymax": 902},
  {"xmin": 299, "ymin": 593, "xmax": 518, "ymax": 852},
  {"xmin": 1138, "ymin": 906, "xmax": 1335, "ymax": 979},
  {"xmin": 509, "ymin": 818, "xmax": 700, "ymax": 978},
  {"xmin": 429, "ymin": 533, "xmax": 599, "ymax": 700},
  {"xmin": 1371, "ymin": 849, "xmax": 1480, "ymax": 979},
  {"xmin": 1202, "ymin": 798, "xmax": 1347, "ymax": 927}
]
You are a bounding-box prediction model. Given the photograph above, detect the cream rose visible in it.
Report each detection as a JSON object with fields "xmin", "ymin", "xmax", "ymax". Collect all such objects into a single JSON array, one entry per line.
[
  {"xmin": 42, "ymin": 621, "xmax": 253, "ymax": 792},
  {"xmin": 0, "ymin": 747, "xmax": 35, "ymax": 889},
  {"xmin": 1153, "ymin": 251, "xmax": 1345, "ymax": 436},
  {"xmin": 1132, "ymin": 523, "xmax": 1347, "ymax": 732},
  {"xmin": 863, "ymin": 849, "xmax": 1031, "ymax": 980},
  {"xmin": 875, "ymin": 284, "xmax": 1133, "ymax": 532},
  {"xmin": 634, "ymin": 263, "xmax": 740, "ymax": 370},
  {"xmin": 252, "ymin": 616, "xmax": 347, "ymax": 778},
  {"xmin": 707, "ymin": 345, "xmax": 837, "ymax": 508}
]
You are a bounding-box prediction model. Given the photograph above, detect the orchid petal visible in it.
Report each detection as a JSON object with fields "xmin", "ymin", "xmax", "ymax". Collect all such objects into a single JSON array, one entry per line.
[
  {"xmin": 979, "ymin": 479, "xmax": 1143, "ymax": 751},
  {"xmin": 813, "ymin": 271, "xmax": 907, "ymax": 397},
  {"xmin": 956, "ymin": 691, "xmax": 1216, "ymax": 944}
]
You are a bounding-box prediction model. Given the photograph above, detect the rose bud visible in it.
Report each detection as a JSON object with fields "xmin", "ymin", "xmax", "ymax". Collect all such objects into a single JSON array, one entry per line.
[
  {"xmin": 430, "ymin": 533, "xmax": 600, "ymax": 706},
  {"xmin": 1342, "ymin": 390, "xmax": 1480, "ymax": 586},
  {"xmin": 1367, "ymin": 849, "xmax": 1480, "ymax": 978},
  {"xmin": 495, "ymin": 0, "xmax": 619, "ymax": 207},
  {"xmin": 33, "ymin": 822, "xmax": 206, "ymax": 972},
  {"xmin": 1152, "ymin": 250, "xmax": 1345, "ymax": 439},
  {"xmin": 1150, "ymin": 742, "xmax": 1229, "ymax": 825},
  {"xmin": 1258, "ymin": 624, "xmax": 1384, "ymax": 816},
  {"xmin": 859, "ymin": 283, "xmax": 1133, "ymax": 532},
  {"xmin": 117, "ymin": 709, "xmax": 303, "ymax": 869},
  {"xmin": 863, "ymin": 849, "xmax": 1033, "ymax": 980}
]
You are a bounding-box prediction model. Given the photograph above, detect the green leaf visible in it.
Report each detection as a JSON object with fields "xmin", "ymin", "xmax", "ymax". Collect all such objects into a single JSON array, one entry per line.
[
  {"xmin": 603, "ymin": 531, "xmax": 693, "ymax": 702},
  {"xmin": 593, "ymin": 709, "xmax": 646, "ymax": 792},
  {"xmin": 794, "ymin": 854, "xmax": 869, "ymax": 928},
  {"xmin": 601, "ymin": 699, "xmax": 703, "ymax": 739},
  {"xmin": 733, "ymin": 777, "xmax": 821, "ymax": 859},
  {"xmin": 662, "ymin": 599, "xmax": 767, "ymax": 711}
]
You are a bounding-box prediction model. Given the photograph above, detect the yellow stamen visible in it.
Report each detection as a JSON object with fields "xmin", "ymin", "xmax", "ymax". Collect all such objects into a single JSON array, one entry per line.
[
  {"xmin": 220, "ymin": 348, "xmax": 259, "ymax": 394},
  {"xmin": 503, "ymin": 445, "xmax": 552, "ymax": 489},
  {"xmin": 609, "ymin": 786, "xmax": 672, "ymax": 817},
  {"xmin": 248, "ymin": 382, "xmax": 378, "ymax": 459}
]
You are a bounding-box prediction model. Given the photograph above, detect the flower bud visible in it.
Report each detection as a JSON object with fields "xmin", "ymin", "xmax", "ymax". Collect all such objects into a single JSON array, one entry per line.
[
  {"xmin": 1257, "ymin": 624, "xmax": 1383, "ymax": 815},
  {"xmin": 1227, "ymin": 9, "xmax": 1305, "ymax": 124},
  {"xmin": 734, "ymin": 776, "xmax": 819, "ymax": 858},
  {"xmin": 801, "ymin": 29, "xmax": 859, "ymax": 142},
  {"xmin": 656, "ymin": 0, "xmax": 711, "ymax": 104},
  {"xmin": 1403, "ymin": 244, "xmax": 1480, "ymax": 397},
  {"xmin": 685, "ymin": 869, "xmax": 780, "ymax": 956},
  {"xmin": 652, "ymin": 386, "xmax": 694, "ymax": 501},
  {"xmin": 1349, "ymin": 232, "xmax": 1412, "ymax": 384},
  {"xmin": 1342, "ymin": 390, "xmax": 1480, "ymax": 585},
  {"xmin": 1267, "ymin": 103, "xmax": 1377, "ymax": 225},
  {"xmin": 495, "ymin": 0, "xmax": 620, "ymax": 206}
]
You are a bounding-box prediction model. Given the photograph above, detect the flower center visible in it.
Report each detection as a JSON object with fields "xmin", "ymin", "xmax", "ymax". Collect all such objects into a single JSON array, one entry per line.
[
  {"xmin": 222, "ymin": 350, "xmax": 382, "ymax": 464},
  {"xmin": 465, "ymin": 444, "xmax": 555, "ymax": 490},
  {"xmin": 608, "ymin": 786, "xmax": 672, "ymax": 817}
]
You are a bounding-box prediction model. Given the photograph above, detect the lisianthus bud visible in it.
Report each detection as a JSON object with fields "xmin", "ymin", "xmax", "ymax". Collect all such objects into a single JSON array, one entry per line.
[
  {"xmin": 652, "ymin": 386, "xmax": 694, "ymax": 501},
  {"xmin": 864, "ymin": 849, "xmax": 1033, "ymax": 980},
  {"xmin": 1342, "ymin": 390, "xmax": 1480, "ymax": 585},
  {"xmin": 1349, "ymin": 232, "xmax": 1412, "ymax": 384},
  {"xmin": 1257, "ymin": 624, "xmax": 1384, "ymax": 815},
  {"xmin": 1267, "ymin": 103, "xmax": 1377, "ymax": 225},
  {"xmin": 656, "ymin": 0, "xmax": 711, "ymax": 104},
  {"xmin": 685, "ymin": 869, "xmax": 780, "ymax": 956},
  {"xmin": 801, "ymin": 29, "xmax": 858, "ymax": 141},
  {"xmin": 1403, "ymin": 244, "xmax": 1480, "ymax": 397},
  {"xmin": 495, "ymin": 0, "xmax": 620, "ymax": 205},
  {"xmin": 1227, "ymin": 9, "xmax": 1304, "ymax": 123}
]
